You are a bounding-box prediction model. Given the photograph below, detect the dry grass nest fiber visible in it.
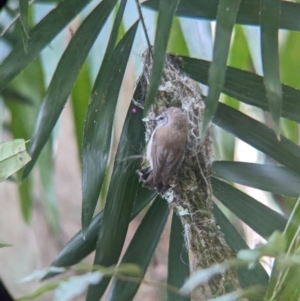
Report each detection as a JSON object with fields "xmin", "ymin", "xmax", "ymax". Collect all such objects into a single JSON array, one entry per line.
[{"xmin": 136, "ymin": 48, "xmax": 239, "ymax": 298}]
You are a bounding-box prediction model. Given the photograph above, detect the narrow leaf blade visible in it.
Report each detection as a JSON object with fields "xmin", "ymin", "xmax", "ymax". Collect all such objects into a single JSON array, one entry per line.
[
  {"xmin": 22, "ymin": 0, "xmax": 117, "ymax": 179},
  {"xmin": 0, "ymin": 0, "xmax": 93, "ymax": 93},
  {"xmin": 143, "ymin": 0, "xmax": 300, "ymax": 32},
  {"xmin": 85, "ymin": 29, "xmax": 145, "ymax": 298},
  {"xmin": 202, "ymin": 0, "xmax": 241, "ymax": 134},
  {"xmin": 176, "ymin": 56, "xmax": 300, "ymax": 124},
  {"xmin": 167, "ymin": 213, "xmax": 190, "ymax": 301},
  {"xmin": 213, "ymin": 103, "xmax": 300, "ymax": 175},
  {"xmin": 19, "ymin": 0, "xmax": 29, "ymax": 51},
  {"xmin": 18, "ymin": 177, "xmax": 33, "ymax": 223},
  {"xmin": 92, "ymin": 0, "xmax": 128, "ymax": 90},
  {"xmin": 212, "ymin": 177, "xmax": 287, "ymax": 238},
  {"xmin": 38, "ymin": 143, "xmax": 60, "ymax": 236},
  {"xmin": 71, "ymin": 62, "xmax": 91, "ymax": 159},
  {"xmin": 212, "ymin": 161, "xmax": 300, "ymax": 197},
  {"xmin": 81, "ymin": 0, "xmax": 130, "ymax": 234},
  {"xmin": 106, "ymin": 197, "xmax": 170, "ymax": 301},
  {"xmin": 43, "ymin": 186, "xmax": 156, "ymax": 281},
  {"xmin": 143, "ymin": 0, "xmax": 180, "ymax": 113},
  {"xmin": 260, "ymin": 0, "xmax": 282, "ymax": 137}
]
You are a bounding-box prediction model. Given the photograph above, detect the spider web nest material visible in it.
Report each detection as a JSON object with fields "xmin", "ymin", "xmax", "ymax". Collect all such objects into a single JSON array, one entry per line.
[{"xmin": 138, "ymin": 48, "xmax": 240, "ymax": 298}]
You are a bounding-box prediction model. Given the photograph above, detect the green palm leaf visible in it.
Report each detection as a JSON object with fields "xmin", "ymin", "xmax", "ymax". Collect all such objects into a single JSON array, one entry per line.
[
  {"xmin": 0, "ymin": 0, "xmax": 93, "ymax": 93},
  {"xmin": 143, "ymin": 0, "xmax": 300, "ymax": 31},
  {"xmin": 105, "ymin": 197, "xmax": 169, "ymax": 301},
  {"xmin": 81, "ymin": 0, "xmax": 130, "ymax": 234},
  {"xmin": 22, "ymin": 0, "xmax": 118, "ymax": 179}
]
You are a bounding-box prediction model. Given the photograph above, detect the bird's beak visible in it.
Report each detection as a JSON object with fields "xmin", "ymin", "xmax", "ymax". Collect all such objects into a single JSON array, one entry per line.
[
  {"xmin": 142, "ymin": 117, "xmax": 157, "ymax": 122},
  {"xmin": 149, "ymin": 117, "xmax": 157, "ymax": 122}
]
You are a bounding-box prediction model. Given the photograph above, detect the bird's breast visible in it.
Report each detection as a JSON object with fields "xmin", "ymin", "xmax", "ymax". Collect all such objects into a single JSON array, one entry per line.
[{"xmin": 146, "ymin": 129, "xmax": 155, "ymax": 167}]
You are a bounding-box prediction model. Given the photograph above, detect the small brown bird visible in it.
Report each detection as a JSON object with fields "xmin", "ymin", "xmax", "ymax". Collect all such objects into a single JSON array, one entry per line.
[{"xmin": 138, "ymin": 107, "xmax": 189, "ymax": 192}]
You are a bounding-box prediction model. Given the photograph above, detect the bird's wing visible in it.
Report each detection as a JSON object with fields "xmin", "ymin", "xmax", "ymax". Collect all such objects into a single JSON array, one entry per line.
[
  {"xmin": 151, "ymin": 129, "xmax": 186, "ymax": 186},
  {"xmin": 161, "ymin": 148, "xmax": 185, "ymax": 185},
  {"xmin": 151, "ymin": 140, "xmax": 168, "ymax": 185}
]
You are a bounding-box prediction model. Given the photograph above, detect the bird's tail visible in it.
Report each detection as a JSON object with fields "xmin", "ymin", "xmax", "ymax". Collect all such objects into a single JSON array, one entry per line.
[
  {"xmin": 136, "ymin": 167, "xmax": 168, "ymax": 193},
  {"xmin": 137, "ymin": 166, "xmax": 155, "ymax": 188}
]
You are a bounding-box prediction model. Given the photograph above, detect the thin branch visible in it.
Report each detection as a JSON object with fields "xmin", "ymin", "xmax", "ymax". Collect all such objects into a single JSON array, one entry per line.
[{"xmin": 135, "ymin": 0, "xmax": 152, "ymax": 56}]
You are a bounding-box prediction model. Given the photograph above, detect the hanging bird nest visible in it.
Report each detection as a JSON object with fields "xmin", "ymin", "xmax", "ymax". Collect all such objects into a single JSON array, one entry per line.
[{"xmin": 137, "ymin": 48, "xmax": 240, "ymax": 299}]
